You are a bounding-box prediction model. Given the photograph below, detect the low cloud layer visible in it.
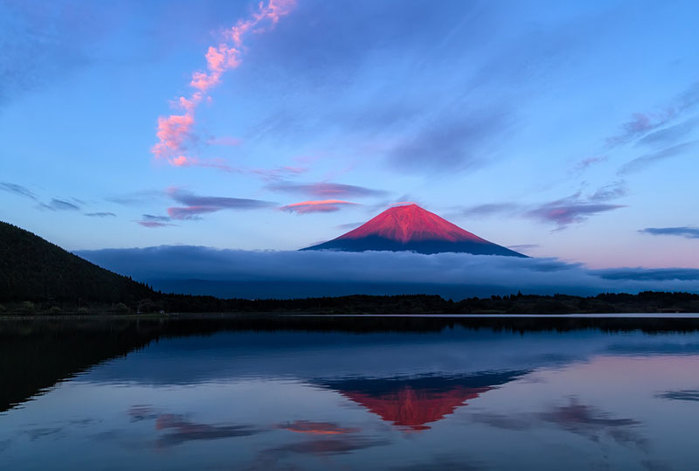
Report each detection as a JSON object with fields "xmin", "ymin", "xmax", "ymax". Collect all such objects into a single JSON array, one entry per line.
[{"xmin": 76, "ymin": 246, "xmax": 699, "ymax": 299}]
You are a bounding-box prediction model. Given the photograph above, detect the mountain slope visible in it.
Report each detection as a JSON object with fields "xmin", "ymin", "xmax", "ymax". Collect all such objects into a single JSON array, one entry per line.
[
  {"xmin": 0, "ymin": 221, "xmax": 153, "ymax": 302},
  {"xmin": 302, "ymin": 204, "xmax": 526, "ymax": 257}
]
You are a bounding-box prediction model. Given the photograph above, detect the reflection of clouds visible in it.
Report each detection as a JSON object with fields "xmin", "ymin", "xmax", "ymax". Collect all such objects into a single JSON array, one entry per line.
[
  {"xmin": 656, "ymin": 390, "xmax": 699, "ymax": 402},
  {"xmin": 470, "ymin": 398, "xmax": 647, "ymax": 449},
  {"xmin": 24, "ymin": 427, "xmax": 62, "ymax": 441},
  {"xmin": 267, "ymin": 436, "xmax": 389, "ymax": 456},
  {"xmin": 278, "ymin": 420, "xmax": 358, "ymax": 435},
  {"xmin": 540, "ymin": 398, "xmax": 646, "ymax": 449},
  {"xmin": 470, "ymin": 412, "xmax": 533, "ymax": 431},
  {"xmin": 0, "ymin": 439, "xmax": 12, "ymax": 452},
  {"xmin": 390, "ymin": 456, "xmax": 485, "ymax": 471},
  {"xmin": 541, "ymin": 398, "xmax": 638, "ymax": 428},
  {"xmin": 127, "ymin": 405, "xmax": 259, "ymax": 448},
  {"xmin": 128, "ymin": 405, "xmax": 161, "ymax": 422},
  {"xmin": 155, "ymin": 414, "xmax": 259, "ymax": 447},
  {"xmin": 641, "ymin": 459, "xmax": 674, "ymax": 471}
]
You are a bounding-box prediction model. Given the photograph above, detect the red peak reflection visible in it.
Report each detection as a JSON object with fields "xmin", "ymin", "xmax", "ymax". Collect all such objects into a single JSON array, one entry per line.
[{"xmin": 341, "ymin": 385, "xmax": 491, "ymax": 431}]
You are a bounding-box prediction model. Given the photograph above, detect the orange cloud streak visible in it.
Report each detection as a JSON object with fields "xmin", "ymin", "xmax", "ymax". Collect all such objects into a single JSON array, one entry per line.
[{"xmin": 152, "ymin": 0, "xmax": 295, "ymax": 167}]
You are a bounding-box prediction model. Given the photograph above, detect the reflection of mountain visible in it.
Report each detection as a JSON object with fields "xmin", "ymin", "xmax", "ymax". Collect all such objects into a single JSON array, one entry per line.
[{"xmin": 318, "ymin": 372, "xmax": 525, "ymax": 430}]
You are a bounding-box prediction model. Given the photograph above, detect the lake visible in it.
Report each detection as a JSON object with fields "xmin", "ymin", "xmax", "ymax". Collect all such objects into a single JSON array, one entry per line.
[{"xmin": 2, "ymin": 315, "xmax": 699, "ymax": 470}]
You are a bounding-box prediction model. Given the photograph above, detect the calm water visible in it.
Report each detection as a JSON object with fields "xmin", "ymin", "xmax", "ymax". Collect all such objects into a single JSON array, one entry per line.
[{"xmin": 2, "ymin": 316, "xmax": 699, "ymax": 470}]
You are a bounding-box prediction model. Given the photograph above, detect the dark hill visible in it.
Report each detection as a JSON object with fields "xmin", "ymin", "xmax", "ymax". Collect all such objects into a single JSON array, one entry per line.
[{"xmin": 0, "ymin": 221, "xmax": 153, "ymax": 303}]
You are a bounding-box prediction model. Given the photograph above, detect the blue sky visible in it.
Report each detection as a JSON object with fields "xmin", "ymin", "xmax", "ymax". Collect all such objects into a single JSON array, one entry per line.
[{"xmin": 1, "ymin": 0, "xmax": 698, "ymax": 269}]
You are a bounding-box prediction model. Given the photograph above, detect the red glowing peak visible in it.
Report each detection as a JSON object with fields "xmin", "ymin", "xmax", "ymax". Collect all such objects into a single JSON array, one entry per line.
[{"xmin": 339, "ymin": 204, "xmax": 487, "ymax": 244}]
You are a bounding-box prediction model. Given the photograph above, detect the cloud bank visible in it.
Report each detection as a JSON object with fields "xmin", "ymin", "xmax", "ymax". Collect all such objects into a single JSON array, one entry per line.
[{"xmin": 76, "ymin": 247, "xmax": 699, "ymax": 300}]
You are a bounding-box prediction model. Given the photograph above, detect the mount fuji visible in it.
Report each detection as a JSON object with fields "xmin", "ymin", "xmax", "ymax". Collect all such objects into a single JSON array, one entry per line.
[{"xmin": 302, "ymin": 204, "xmax": 526, "ymax": 257}]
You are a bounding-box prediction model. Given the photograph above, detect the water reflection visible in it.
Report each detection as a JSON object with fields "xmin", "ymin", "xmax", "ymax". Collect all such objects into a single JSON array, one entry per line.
[
  {"xmin": 3, "ymin": 318, "xmax": 699, "ymax": 469},
  {"xmin": 129, "ymin": 406, "xmax": 261, "ymax": 448},
  {"xmin": 318, "ymin": 372, "xmax": 524, "ymax": 431}
]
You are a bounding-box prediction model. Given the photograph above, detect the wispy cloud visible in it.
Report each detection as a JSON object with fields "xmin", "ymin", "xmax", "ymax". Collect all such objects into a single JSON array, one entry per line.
[
  {"xmin": 461, "ymin": 203, "xmax": 522, "ymax": 218},
  {"xmin": 573, "ymin": 156, "xmax": 608, "ymax": 173},
  {"xmin": 77, "ymin": 247, "xmax": 699, "ymax": 299},
  {"xmin": 639, "ymin": 227, "xmax": 699, "ymax": 239},
  {"xmin": 85, "ymin": 212, "xmax": 116, "ymax": 217},
  {"xmin": 387, "ymin": 109, "xmax": 512, "ymax": 173},
  {"xmin": 281, "ymin": 199, "xmax": 358, "ymax": 214},
  {"xmin": 618, "ymin": 141, "xmax": 697, "ymax": 175},
  {"xmin": 138, "ymin": 221, "xmax": 174, "ymax": 228},
  {"xmin": 107, "ymin": 190, "xmax": 167, "ymax": 206},
  {"xmin": 636, "ymin": 117, "xmax": 699, "ymax": 147},
  {"xmin": 137, "ymin": 214, "xmax": 175, "ymax": 228},
  {"xmin": 657, "ymin": 390, "xmax": 699, "ymax": 402},
  {"xmin": 250, "ymin": 166, "xmax": 308, "ymax": 181},
  {"xmin": 527, "ymin": 199, "xmax": 623, "ymax": 227},
  {"xmin": 41, "ymin": 198, "xmax": 81, "ymax": 211},
  {"xmin": 152, "ymin": 0, "xmax": 296, "ymax": 167},
  {"xmin": 268, "ymin": 182, "xmax": 387, "ymax": 198},
  {"xmin": 0, "ymin": 182, "xmax": 36, "ymax": 200},
  {"xmin": 589, "ymin": 180, "xmax": 627, "ymax": 202},
  {"xmin": 206, "ymin": 136, "xmax": 242, "ymax": 146},
  {"xmin": 167, "ymin": 188, "xmax": 275, "ymax": 220},
  {"xmin": 607, "ymin": 111, "xmax": 676, "ymax": 148},
  {"xmin": 607, "ymin": 82, "xmax": 699, "ymax": 148},
  {"xmin": 460, "ymin": 182, "xmax": 626, "ymax": 228}
]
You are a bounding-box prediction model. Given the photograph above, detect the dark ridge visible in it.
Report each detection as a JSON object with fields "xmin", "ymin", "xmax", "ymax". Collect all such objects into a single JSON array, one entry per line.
[{"xmin": 0, "ymin": 221, "xmax": 153, "ymax": 303}]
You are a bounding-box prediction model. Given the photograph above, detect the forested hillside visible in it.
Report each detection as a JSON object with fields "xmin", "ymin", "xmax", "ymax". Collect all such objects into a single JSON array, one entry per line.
[{"xmin": 0, "ymin": 221, "xmax": 153, "ymax": 303}]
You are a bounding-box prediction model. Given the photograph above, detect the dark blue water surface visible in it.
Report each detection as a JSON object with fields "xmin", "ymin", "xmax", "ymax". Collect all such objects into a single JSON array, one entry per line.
[{"xmin": 2, "ymin": 316, "xmax": 699, "ymax": 470}]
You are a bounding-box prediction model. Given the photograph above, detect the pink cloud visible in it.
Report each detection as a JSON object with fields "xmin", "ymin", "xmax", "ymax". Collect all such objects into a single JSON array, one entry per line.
[
  {"xmin": 152, "ymin": 114, "xmax": 195, "ymax": 162},
  {"xmin": 152, "ymin": 0, "xmax": 296, "ymax": 168},
  {"xmin": 281, "ymin": 199, "xmax": 358, "ymax": 214}
]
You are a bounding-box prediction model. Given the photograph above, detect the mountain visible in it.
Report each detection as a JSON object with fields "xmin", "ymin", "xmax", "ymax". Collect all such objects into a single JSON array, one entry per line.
[
  {"xmin": 302, "ymin": 204, "xmax": 526, "ymax": 257},
  {"xmin": 0, "ymin": 221, "xmax": 153, "ymax": 303}
]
